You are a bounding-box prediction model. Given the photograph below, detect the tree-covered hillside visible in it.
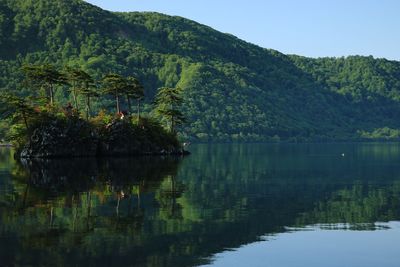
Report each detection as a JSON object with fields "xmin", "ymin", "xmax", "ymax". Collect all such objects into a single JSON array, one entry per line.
[
  {"xmin": 1, "ymin": 0, "xmax": 400, "ymax": 142},
  {"xmin": 291, "ymin": 55, "xmax": 400, "ymax": 137}
]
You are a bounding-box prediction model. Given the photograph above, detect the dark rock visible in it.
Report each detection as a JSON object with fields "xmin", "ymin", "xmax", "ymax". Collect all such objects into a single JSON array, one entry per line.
[
  {"xmin": 20, "ymin": 118, "xmax": 98, "ymax": 158},
  {"xmin": 20, "ymin": 118, "xmax": 189, "ymax": 158}
]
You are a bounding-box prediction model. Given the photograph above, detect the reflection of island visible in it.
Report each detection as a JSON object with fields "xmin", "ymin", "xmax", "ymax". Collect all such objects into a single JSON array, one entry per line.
[
  {"xmin": 2, "ymin": 144, "xmax": 400, "ymax": 267},
  {"xmin": 15, "ymin": 156, "xmax": 184, "ymax": 209},
  {"xmin": 1, "ymin": 157, "xmax": 190, "ymax": 266}
]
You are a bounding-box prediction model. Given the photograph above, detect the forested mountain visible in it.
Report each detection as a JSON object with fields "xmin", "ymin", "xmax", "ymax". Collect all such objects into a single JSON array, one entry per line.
[{"xmin": 1, "ymin": 0, "xmax": 400, "ymax": 142}]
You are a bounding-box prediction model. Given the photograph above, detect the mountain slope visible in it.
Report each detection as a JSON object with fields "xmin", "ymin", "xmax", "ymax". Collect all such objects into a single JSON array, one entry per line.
[{"xmin": 1, "ymin": 0, "xmax": 400, "ymax": 141}]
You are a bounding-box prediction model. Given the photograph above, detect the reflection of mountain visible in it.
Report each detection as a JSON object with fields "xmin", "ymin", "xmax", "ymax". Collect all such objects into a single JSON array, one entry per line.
[
  {"xmin": 295, "ymin": 182, "xmax": 400, "ymax": 227},
  {"xmin": 173, "ymin": 144, "xmax": 400, "ymax": 265},
  {"xmin": 1, "ymin": 144, "xmax": 400, "ymax": 266}
]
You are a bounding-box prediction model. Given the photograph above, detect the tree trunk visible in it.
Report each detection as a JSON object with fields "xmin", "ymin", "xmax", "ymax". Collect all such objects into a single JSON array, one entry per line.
[
  {"xmin": 72, "ymin": 83, "xmax": 79, "ymax": 111},
  {"xmin": 50, "ymin": 206, "xmax": 54, "ymax": 227},
  {"xmin": 171, "ymin": 115, "xmax": 175, "ymax": 133},
  {"xmin": 49, "ymin": 84, "xmax": 54, "ymax": 105},
  {"xmin": 116, "ymin": 92, "xmax": 120, "ymax": 114},
  {"xmin": 137, "ymin": 99, "xmax": 141, "ymax": 125},
  {"xmin": 22, "ymin": 111, "xmax": 28, "ymax": 129},
  {"xmin": 86, "ymin": 96, "xmax": 90, "ymax": 121},
  {"xmin": 127, "ymin": 95, "xmax": 132, "ymax": 114}
]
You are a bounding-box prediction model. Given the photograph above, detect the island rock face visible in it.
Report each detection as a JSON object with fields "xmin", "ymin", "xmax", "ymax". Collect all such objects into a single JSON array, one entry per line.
[
  {"xmin": 19, "ymin": 118, "xmax": 188, "ymax": 158},
  {"xmin": 20, "ymin": 118, "xmax": 98, "ymax": 158},
  {"xmin": 98, "ymin": 120, "xmax": 184, "ymax": 156}
]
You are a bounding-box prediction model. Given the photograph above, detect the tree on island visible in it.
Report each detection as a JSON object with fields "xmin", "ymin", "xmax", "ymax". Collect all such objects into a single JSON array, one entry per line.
[
  {"xmin": 0, "ymin": 93, "xmax": 36, "ymax": 130},
  {"xmin": 154, "ymin": 87, "xmax": 186, "ymax": 133},
  {"xmin": 22, "ymin": 64, "xmax": 68, "ymax": 105},
  {"xmin": 1, "ymin": 63, "xmax": 189, "ymax": 157},
  {"xmin": 77, "ymin": 72, "xmax": 98, "ymax": 120},
  {"xmin": 65, "ymin": 68, "xmax": 98, "ymax": 119},
  {"xmin": 65, "ymin": 68, "xmax": 85, "ymax": 111},
  {"xmin": 125, "ymin": 77, "xmax": 144, "ymax": 122},
  {"xmin": 102, "ymin": 73, "xmax": 126, "ymax": 114}
]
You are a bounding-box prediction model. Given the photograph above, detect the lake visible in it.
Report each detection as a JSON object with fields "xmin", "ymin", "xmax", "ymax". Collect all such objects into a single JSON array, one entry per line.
[{"xmin": 1, "ymin": 143, "xmax": 400, "ymax": 266}]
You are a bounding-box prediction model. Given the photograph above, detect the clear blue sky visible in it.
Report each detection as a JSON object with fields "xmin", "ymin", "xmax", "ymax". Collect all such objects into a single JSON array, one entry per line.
[{"xmin": 84, "ymin": 0, "xmax": 400, "ymax": 60}]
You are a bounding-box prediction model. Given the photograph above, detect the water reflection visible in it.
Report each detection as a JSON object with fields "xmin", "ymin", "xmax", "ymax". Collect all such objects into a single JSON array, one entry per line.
[
  {"xmin": 203, "ymin": 222, "xmax": 400, "ymax": 267},
  {"xmin": 1, "ymin": 143, "xmax": 400, "ymax": 266},
  {"xmin": 1, "ymin": 156, "xmax": 187, "ymax": 266}
]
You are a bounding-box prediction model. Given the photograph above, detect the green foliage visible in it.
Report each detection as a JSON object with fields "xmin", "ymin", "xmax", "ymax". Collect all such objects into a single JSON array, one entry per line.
[
  {"xmin": 65, "ymin": 67, "xmax": 95, "ymax": 112},
  {"xmin": 0, "ymin": 93, "xmax": 35, "ymax": 126},
  {"xmin": 66, "ymin": 68, "xmax": 99, "ymax": 121},
  {"xmin": 90, "ymin": 109, "xmax": 112, "ymax": 126},
  {"xmin": 22, "ymin": 64, "xmax": 68, "ymax": 105},
  {"xmin": 132, "ymin": 116, "xmax": 180, "ymax": 149},
  {"xmin": 1, "ymin": 58, "xmax": 187, "ymax": 152},
  {"xmin": 101, "ymin": 73, "xmax": 127, "ymax": 113},
  {"xmin": 358, "ymin": 127, "xmax": 400, "ymax": 140},
  {"xmin": 124, "ymin": 77, "xmax": 144, "ymax": 120},
  {"xmin": 1, "ymin": 0, "xmax": 400, "ymax": 142},
  {"xmin": 154, "ymin": 87, "xmax": 185, "ymax": 133},
  {"xmin": 0, "ymin": 93, "xmax": 43, "ymax": 143}
]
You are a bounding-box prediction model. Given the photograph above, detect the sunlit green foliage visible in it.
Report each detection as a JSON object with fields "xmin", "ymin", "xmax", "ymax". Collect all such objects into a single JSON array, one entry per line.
[
  {"xmin": 124, "ymin": 77, "xmax": 144, "ymax": 122},
  {"xmin": 2, "ymin": 61, "xmax": 185, "ymax": 152},
  {"xmin": 75, "ymin": 69, "xmax": 98, "ymax": 120},
  {"xmin": 154, "ymin": 87, "xmax": 185, "ymax": 133},
  {"xmin": 0, "ymin": 93, "xmax": 36, "ymax": 128},
  {"xmin": 101, "ymin": 73, "xmax": 126, "ymax": 114},
  {"xmin": 22, "ymin": 64, "xmax": 68, "ymax": 105},
  {"xmin": 1, "ymin": 0, "xmax": 400, "ymax": 142}
]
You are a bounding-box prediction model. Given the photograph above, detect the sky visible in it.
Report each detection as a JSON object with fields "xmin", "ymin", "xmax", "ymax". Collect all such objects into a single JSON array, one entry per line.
[{"xmin": 83, "ymin": 0, "xmax": 400, "ymax": 60}]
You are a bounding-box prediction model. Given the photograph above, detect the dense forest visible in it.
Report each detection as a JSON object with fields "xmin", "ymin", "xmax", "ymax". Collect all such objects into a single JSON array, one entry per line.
[{"xmin": 1, "ymin": 0, "xmax": 400, "ymax": 142}]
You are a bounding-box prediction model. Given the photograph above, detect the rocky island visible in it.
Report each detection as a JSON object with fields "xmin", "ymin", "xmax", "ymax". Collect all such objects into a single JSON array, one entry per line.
[
  {"xmin": 19, "ymin": 115, "xmax": 187, "ymax": 158},
  {"xmin": 1, "ymin": 64, "xmax": 189, "ymax": 158}
]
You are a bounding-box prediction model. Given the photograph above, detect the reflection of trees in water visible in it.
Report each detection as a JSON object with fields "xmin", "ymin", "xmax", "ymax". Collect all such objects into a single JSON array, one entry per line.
[
  {"xmin": 2, "ymin": 157, "xmax": 185, "ymax": 247},
  {"xmin": 157, "ymin": 175, "xmax": 186, "ymax": 219},
  {"xmin": 1, "ymin": 155, "xmax": 206, "ymax": 267},
  {"xmin": 179, "ymin": 144, "xmax": 400, "ymax": 226},
  {"xmin": 295, "ymin": 181, "xmax": 400, "ymax": 228},
  {"xmin": 3, "ymin": 144, "xmax": 400, "ymax": 266}
]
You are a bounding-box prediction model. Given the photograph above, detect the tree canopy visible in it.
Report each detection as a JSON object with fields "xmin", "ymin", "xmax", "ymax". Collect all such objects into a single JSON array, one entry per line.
[
  {"xmin": 154, "ymin": 87, "xmax": 185, "ymax": 133},
  {"xmin": 1, "ymin": 0, "xmax": 400, "ymax": 142}
]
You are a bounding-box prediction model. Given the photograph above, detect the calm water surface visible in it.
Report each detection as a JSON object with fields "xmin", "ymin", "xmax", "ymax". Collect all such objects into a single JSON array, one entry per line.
[{"xmin": 1, "ymin": 143, "xmax": 400, "ymax": 266}]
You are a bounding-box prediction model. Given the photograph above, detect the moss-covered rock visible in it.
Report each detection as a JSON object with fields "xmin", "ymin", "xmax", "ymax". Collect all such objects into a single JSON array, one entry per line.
[
  {"xmin": 19, "ymin": 115, "xmax": 188, "ymax": 158},
  {"xmin": 98, "ymin": 118, "xmax": 185, "ymax": 156},
  {"xmin": 20, "ymin": 116, "xmax": 98, "ymax": 158}
]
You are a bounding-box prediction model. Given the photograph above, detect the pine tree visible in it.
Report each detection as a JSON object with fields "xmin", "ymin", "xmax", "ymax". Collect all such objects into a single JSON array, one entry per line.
[
  {"xmin": 102, "ymin": 73, "xmax": 126, "ymax": 114},
  {"xmin": 75, "ymin": 70, "xmax": 98, "ymax": 120},
  {"xmin": 125, "ymin": 77, "xmax": 144, "ymax": 122},
  {"xmin": 0, "ymin": 93, "xmax": 36, "ymax": 129},
  {"xmin": 22, "ymin": 64, "xmax": 68, "ymax": 105},
  {"xmin": 154, "ymin": 87, "xmax": 186, "ymax": 133}
]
